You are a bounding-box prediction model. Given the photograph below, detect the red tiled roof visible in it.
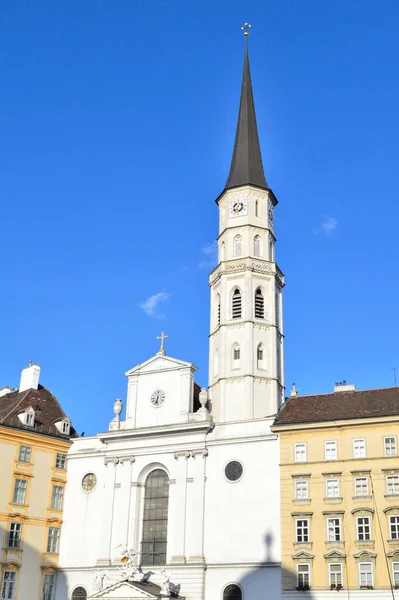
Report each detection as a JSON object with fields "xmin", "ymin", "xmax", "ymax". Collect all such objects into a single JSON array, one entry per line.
[
  {"xmin": 273, "ymin": 387, "xmax": 399, "ymax": 427},
  {"xmin": 0, "ymin": 385, "xmax": 77, "ymax": 439}
]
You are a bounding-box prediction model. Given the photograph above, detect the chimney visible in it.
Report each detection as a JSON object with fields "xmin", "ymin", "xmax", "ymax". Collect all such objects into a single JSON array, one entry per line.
[
  {"xmin": 290, "ymin": 383, "xmax": 298, "ymax": 397},
  {"xmin": 334, "ymin": 380, "xmax": 356, "ymax": 393},
  {"xmin": 20, "ymin": 362, "xmax": 40, "ymax": 392}
]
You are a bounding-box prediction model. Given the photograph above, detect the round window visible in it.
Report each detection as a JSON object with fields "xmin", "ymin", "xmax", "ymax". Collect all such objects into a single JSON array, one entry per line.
[
  {"xmin": 81, "ymin": 473, "xmax": 97, "ymax": 492},
  {"xmin": 225, "ymin": 461, "xmax": 243, "ymax": 482}
]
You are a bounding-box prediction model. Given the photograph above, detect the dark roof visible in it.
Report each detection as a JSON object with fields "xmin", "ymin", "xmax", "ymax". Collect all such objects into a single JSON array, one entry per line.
[
  {"xmin": 224, "ymin": 45, "xmax": 268, "ymax": 193},
  {"xmin": 273, "ymin": 387, "xmax": 399, "ymax": 427},
  {"xmin": 0, "ymin": 384, "xmax": 77, "ymax": 439}
]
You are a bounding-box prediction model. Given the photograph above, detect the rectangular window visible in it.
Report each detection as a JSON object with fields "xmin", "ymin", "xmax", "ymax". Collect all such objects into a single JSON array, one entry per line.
[
  {"xmin": 18, "ymin": 445, "xmax": 31, "ymax": 463},
  {"xmin": 357, "ymin": 516, "xmax": 371, "ymax": 541},
  {"xmin": 327, "ymin": 517, "xmax": 341, "ymax": 541},
  {"xmin": 42, "ymin": 573, "xmax": 56, "ymax": 600},
  {"xmin": 393, "ymin": 562, "xmax": 399, "ymax": 586},
  {"xmin": 295, "ymin": 443, "xmax": 307, "ymax": 463},
  {"xmin": 387, "ymin": 475, "xmax": 399, "ymax": 496},
  {"xmin": 354, "ymin": 477, "xmax": 369, "ymax": 496},
  {"xmin": 1, "ymin": 571, "xmax": 16, "ymax": 600},
  {"xmin": 7, "ymin": 522, "xmax": 22, "ymax": 548},
  {"xmin": 359, "ymin": 562, "xmax": 373, "ymax": 588},
  {"xmin": 325, "ymin": 441, "xmax": 337, "ymax": 461},
  {"xmin": 353, "ymin": 438, "xmax": 366, "ymax": 459},
  {"xmin": 329, "ymin": 563, "xmax": 343, "ymax": 587},
  {"xmin": 55, "ymin": 453, "xmax": 66, "ymax": 470},
  {"xmin": 385, "ymin": 436, "xmax": 397, "ymax": 457},
  {"xmin": 296, "ymin": 519, "xmax": 309, "ymax": 543},
  {"xmin": 326, "ymin": 479, "xmax": 340, "ymax": 498},
  {"xmin": 12, "ymin": 479, "xmax": 27, "ymax": 505},
  {"xmin": 297, "ymin": 564, "xmax": 310, "ymax": 589},
  {"xmin": 295, "ymin": 480, "xmax": 309, "ymax": 500},
  {"xmin": 46, "ymin": 527, "xmax": 60, "ymax": 554},
  {"xmin": 390, "ymin": 515, "xmax": 399, "ymax": 540},
  {"xmin": 51, "ymin": 486, "xmax": 64, "ymax": 510}
]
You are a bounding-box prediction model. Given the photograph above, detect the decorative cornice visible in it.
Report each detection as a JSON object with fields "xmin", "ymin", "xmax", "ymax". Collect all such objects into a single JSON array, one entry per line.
[
  {"xmin": 104, "ymin": 456, "xmax": 136, "ymax": 466},
  {"xmin": 209, "ymin": 257, "xmax": 284, "ymax": 287}
]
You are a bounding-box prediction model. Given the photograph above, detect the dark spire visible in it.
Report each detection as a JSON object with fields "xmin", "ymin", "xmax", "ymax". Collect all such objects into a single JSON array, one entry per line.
[{"xmin": 224, "ymin": 45, "xmax": 268, "ymax": 191}]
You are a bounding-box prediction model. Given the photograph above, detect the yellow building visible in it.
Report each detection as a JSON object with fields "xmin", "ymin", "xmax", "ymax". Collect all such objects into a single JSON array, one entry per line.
[
  {"xmin": 0, "ymin": 363, "xmax": 75, "ymax": 600},
  {"xmin": 272, "ymin": 382, "xmax": 399, "ymax": 598}
]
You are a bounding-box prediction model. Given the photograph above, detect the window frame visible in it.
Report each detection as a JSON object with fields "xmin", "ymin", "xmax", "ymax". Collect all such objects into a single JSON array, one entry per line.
[
  {"xmin": 354, "ymin": 476, "xmax": 369, "ymax": 497},
  {"xmin": 294, "ymin": 443, "xmax": 307, "ymax": 463},
  {"xmin": 386, "ymin": 475, "xmax": 399, "ymax": 496},
  {"xmin": 329, "ymin": 563, "xmax": 343, "ymax": 588},
  {"xmin": 353, "ymin": 438, "xmax": 366, "ymax": 459},
  {"xmin": 385, "ymin": 436, "xmax": 397, "ymax": 457},
  {"xmin": 12, "ymin": 478, "xmax": 27, "ymax": 505},
  {"xmin": 231, "ymin": 288, "xmax": 242, "ymax": 320},
  {"xmin": 254, "ymin": 235, "xmax": 261, "ymax": 257},
  {"xmin": 356, "ymin": 516, "xmax": 371, "ymax": 541},
  {"xmin": 42, "ymin": 573, "xmax": 56, "ymax": 600},
  {"xmin": 325, "ymin": 478, "xmax": 340, "ymax": 498},
  {"xmin": 324, "ymin": 441, "xmax": 338, "ymax": 461},
  {"xmin": 234, "ymin": 235, "xmax": 242, "ymax": 257},
  {"xmin": 389, "ymin": 515, "xmax": 399, "ymax": 540},
  {"xmin": 7, "ymin": 522, "xmax": 22, "ymax": 549},
  {"xmin": 295, "ymin": 480, "xmax": 309, "ymax": 500},
  {"xmin": 359, "ymin": 562, "xmax": 373, "ymax": 588},
  {"xmin": 46, "ymin": 527, "xmax": 60, "ymax": 554},
  {"xmin": 296, "ymin": 563, "xmax": 311, "ymax": 589},
  {"xmin": 141, "ymin": 469, "xmax": 169, "ymax": 566},
  {"xmin": 392, "ymin": 562, "xmax": 399, "ymax": 586},
  {"xmin": 18, "ymin": 445, "xmax": 32, "ymax": 463},
  {"xmin": 55, "ymin": 453, "xmax": 66, "ymax": 470},
  {"xmin": 222, "ymin": 584, "xmax": 242, "ymax": 600},
  {"xmin": 326, "ymin": 517, "xmax": 341, "ymax": 542},
  {"xmin": 1, "ymin": 570, "xmax": 16, "ymax": 600},
  {"xmin": 51, "ymin": 485, "xmax": 64, "ymax": 510},
  {"xmin": 295, "ymin": 518, "xmax": 310, "ymax": 543}
]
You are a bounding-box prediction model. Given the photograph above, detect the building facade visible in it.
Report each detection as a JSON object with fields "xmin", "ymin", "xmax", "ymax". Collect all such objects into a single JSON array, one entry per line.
[
  {"xmin": 272, "ymin": 383, "xmax": 399, "ymax": 598},
  {"xmin": 55, "ymin": 43, "xmax": 283, "ymax": 600},
  {"xmin": 0, "ymin": 363, "xmax": 75, "ymax": 600}
]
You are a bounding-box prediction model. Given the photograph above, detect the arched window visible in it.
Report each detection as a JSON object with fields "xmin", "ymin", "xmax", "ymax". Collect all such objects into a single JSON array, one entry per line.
[
  {"xmin": 141, "ymin": 469, "xmax": 169, "ymax": 565},
  {"xmin": 255, "ymin": 288, "xmax": 264, "ymax": 319},
  {"xmin": 269, "ymin": 240, "xmax": 274, "ymax": 261},
  {"xmin": 221, "ymin": 241, "xmax": 225, "ymax": 262},
  {"xmin": 232, "ymin": 288, "xmax": 242, "ymax": 319},
  {"xmin": 223, "ymin": 584, "xmax": 242, "ymax": 600},
  {"xmin": 257, "ymin": 344, "xmax": 264, "ymax": 369},
  {"xmin": 72, "ymin": 588, "xmax": 87, "ymax": 600},
  {"xmin": 234, "ymin": 236, "xmax": 242, "ymax": 257},
  {"xmin": 255, "ymin": 200, "xmax": 259, "ymax": 217},
  {"xmin": 216, "ymin": 294, "xmax": 221, "ymax": 327},
  {"xmin": 232, "ymin": 344, "xmax": 240, "ymax": 369},
  {"xmin": 254, "ymin": 236, "xmax": 261, "ymax": 257},
  {"xmin": 275, "ymin": 292, "xmax": 280, "ymax": 328}
]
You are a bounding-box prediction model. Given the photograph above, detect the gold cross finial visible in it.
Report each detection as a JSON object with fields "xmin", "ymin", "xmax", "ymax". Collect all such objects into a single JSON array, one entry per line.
[
  {"xmin": 157, "ymin": 331, "xmax": 168, "ymax": 355},
  {"xmin": 241, "ymin": 22, "xmax": 251, "ymax": 37}
]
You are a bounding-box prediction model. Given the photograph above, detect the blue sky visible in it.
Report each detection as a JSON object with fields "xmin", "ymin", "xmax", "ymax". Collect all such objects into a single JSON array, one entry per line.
[{"xmin": 1, "ymin": 1, "xmax": 398, "ymax": 435}]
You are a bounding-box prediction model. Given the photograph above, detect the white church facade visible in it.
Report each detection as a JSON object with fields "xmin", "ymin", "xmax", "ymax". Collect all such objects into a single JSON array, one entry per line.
[{"xmin": 56, "ymin": 41, "xmax": 284, "ymax": 600}]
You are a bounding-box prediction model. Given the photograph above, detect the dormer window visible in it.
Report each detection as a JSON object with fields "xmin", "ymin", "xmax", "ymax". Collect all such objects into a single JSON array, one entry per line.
[
  {"xmin": 17, "ymin": 406, "xmax": 35, "ymax": 427},
  {"xmin": 55, "ymin": 417, "xmax": 71, "ymax": 436}
]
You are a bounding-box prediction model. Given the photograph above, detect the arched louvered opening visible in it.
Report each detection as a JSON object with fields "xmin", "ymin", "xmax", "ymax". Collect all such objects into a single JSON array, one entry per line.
[
  {"xmin": 269, "ymin": 239, "xmax": 274, "ymax": 261},
  {"xmin": 234, "ymin": 236, "xmax": 242, "ymax": 257},
  {"xmin": 223, "ymin": 584, "xmax": 242, "ymax": 600},
  {"xmin": 254, "ymin": 235, "xmax": 261, "ymax": 257},
  {"xmin": 217, "ymin": 294, "xmax": 221, "ymax": 326},
  {"xmin": 232, "ymin": 344, "xmax": 241, "ymax": 369},
  {"xmin": 72, "ymin": 588, "xmax": 87, "ymax": 600},
  {"xmin": 255, "ymin": 199, "xmax": 259, "ymax": 217},
  {"xmin": 257, "ymin": 343, "xmax": 264, "ymax": 369},
  {"xmin": 232, "ymin": 288, "xmax": 242, "ymax": 319},
  {"xmin": 255, "ymin": 288, "xmax": 264, "ymax": 319},
  {"xmin": 141, "ymin": 469, "xmax": 169, "ymax": 565},
  {"xmin": 221, "ymin": 241, "xmax": 225, "ymax": 261}
]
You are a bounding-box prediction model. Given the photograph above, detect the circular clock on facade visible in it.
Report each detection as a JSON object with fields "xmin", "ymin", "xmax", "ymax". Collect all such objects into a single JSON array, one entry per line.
[
  {"xmin": 151, "ymin": 389, "xmax": 166, "ymax": 408},
  {"xmin": 268, "ymin": 205, "xmax": 274, "ymax": 223},
  {"xmin": 82, "ymin": 473, "xmax": 97, "ymax": 492},
  {"xmin": 229, "ymin": 198, "xmax": 248, "ymax": 217}
]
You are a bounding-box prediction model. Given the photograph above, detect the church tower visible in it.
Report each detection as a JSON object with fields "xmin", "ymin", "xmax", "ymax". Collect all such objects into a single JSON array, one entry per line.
[{"xmin": 208, "ymin": 43, "xmax": 285, "ymax": 422}]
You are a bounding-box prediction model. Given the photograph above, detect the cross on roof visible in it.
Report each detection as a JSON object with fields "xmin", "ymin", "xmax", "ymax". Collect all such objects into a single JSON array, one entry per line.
[{"xmin": 157, "ymin": 331, "xmax": 168, "ymax": 355}]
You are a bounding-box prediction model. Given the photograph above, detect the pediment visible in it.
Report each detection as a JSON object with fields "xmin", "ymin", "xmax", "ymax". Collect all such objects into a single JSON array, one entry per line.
[
  {"xmin": 89, "ymin": 580, "xmax": 160, "ymax": 599},
  {"xmin": 324, "ymin": 549, "xmax": 346, "ymax": 559},
  {"xmin": 292, "ymin": 550, "xmax": 314, "ymax": 560},
  {"xmin": 353, "ymin": 549, "xmax": 377, "ymax": 559},
  {"xmin": 125, "ymin": 354, "xmax": 196, "ymax": 376}
]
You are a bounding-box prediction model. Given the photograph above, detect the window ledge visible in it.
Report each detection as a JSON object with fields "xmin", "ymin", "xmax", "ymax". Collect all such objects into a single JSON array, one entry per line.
[
  {"xmin": 355, "ymin": 540, "xmax": 374, "ymax": 547},
  {"xmin": 353, "ymin": 495, "xmax": 372, "ymax": 501},
  {"xmin": 387, "ymin": 539, "xmax": 399, "ymax": 546},
  {"xmin": 293, "ymin": 499, "xmax": 311, "ymax": 506},
  {"xmin": 293, "ymin": 542, "xmax": 312, "ymax": 550},
  {"xmin": 385, "ymin": 495, "xmax": 399, "ymax": 500},
  {"xmin": 324, "ymin": 497, "xmax": 343, "ymax": 504},
  {"xmin": 325, "ymin": 541, "xmax": 344, "ymax": 548}
]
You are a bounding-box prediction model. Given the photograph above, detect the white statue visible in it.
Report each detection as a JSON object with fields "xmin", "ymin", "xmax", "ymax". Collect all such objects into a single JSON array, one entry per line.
[
  {"xmin": 93, "ymin": 570, "xmax": 109, "ymax": 592},
  {"xmin": 160, "ymin": 569, "xmax": 172, "ymax": 596}
]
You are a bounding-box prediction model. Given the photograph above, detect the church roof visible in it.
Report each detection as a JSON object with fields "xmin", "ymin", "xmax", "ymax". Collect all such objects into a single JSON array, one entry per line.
[
  {"xmin": 0, "ymin": 385, "xmax": 77, "ymax": 439},
  {"xmin": 273, "ymin": 386, "xmax": 399, "ymax": 427},
  {"xmin": 224, "ymin": 45, "xmax": 268, "ymax": 193}
]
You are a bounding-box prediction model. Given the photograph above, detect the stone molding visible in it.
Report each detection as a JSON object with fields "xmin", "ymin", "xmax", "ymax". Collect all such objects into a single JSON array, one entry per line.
[
  {"xmin": 174, "ymin": 449, "xmax": 208, "ymax": 460},
  {"xmin": 209, "ymin": 257, "xmax": 284, "ymax": 286},
  {"xmin": 104, "ymin": 456, "xmax": 135, "ymax": 466}
]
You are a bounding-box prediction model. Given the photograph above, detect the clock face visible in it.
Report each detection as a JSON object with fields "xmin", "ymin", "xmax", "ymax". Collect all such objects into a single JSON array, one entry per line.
[
  {"xmin": 268, "ymin": 205, "xmax": 274, "ymax": 223},
  {"xmin": 82, "ymin": 473, "xmax": 97, "ymax": 492},
  {"xmin": 229, "ymin": 198, "xmax": 248, "ymax": 217},
  {"xmin": 151, "ymin": 389, "xmax": 166, "ymax": 408}
]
